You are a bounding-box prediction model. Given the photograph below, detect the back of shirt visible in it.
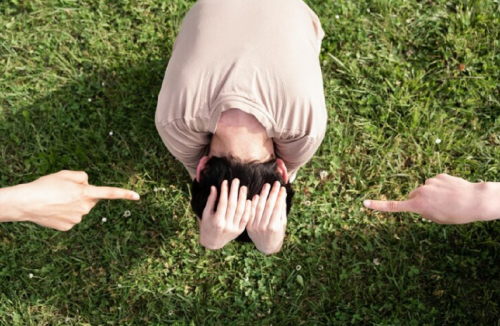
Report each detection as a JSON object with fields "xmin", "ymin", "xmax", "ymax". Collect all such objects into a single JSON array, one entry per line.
[{"xmin": 156, "ymin": 0, "xmax": 327, "ymax": 177}]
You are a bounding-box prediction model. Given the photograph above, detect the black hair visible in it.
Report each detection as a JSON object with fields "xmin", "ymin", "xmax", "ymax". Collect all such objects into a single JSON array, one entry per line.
[{"xmin": 191, "ymin": 156, "xmax": 294, "ymax": 242}]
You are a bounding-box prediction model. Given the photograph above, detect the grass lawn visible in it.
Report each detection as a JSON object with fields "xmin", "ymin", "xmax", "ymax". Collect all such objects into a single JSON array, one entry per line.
[{"xmin": 1, "ymin": 0, "xmax": 500, "ymax": 324}]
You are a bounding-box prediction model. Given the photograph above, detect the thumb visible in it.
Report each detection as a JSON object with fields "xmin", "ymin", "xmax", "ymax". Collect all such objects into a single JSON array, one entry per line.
[
  {"xmin": 203, "ymin": 186, "xmax": 217, "ymax": 215},
  {"xmin": 58, "ymin": 170, "xmax": 89, "ymax": 184},
  {"xmin": 363, "ymin": 199, "xmax": 416, "ymax": 213}
]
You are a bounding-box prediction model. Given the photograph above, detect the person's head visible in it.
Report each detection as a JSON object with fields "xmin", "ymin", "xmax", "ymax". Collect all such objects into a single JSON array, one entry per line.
[{"xmin": 191, "ymin": 155, "xmax": 294, "ymax": 242}]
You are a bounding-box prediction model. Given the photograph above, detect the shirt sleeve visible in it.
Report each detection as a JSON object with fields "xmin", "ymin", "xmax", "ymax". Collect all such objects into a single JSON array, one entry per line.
[
  {"xmin": 274, "ymin": 133, "xmax": 325, "ymax": 177},
  {"xmin": 155, "ymin": 118, "xmax": 210, "ymax": 177}
]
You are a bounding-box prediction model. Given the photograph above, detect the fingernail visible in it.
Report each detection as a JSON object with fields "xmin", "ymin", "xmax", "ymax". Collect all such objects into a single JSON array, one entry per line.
[
  {"xmin": 363, "ymin": 200, "xmax": 371, "ymax": 207},
  {"xmin": 132, "ymin": 192, "xmax": 140, "ymax": 200}
]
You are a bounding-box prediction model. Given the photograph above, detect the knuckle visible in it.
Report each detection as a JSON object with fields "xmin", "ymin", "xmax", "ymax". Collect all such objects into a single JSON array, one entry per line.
[
  {"xmin": 59, "ymin": 224, "xmax": 73, "ymax": 232},
  {"xmin": 72, "ymin": 215, "xmax": 83, "ymax": 224},
  {"xmin": 268, "ymin": 225, "xmax": 279, "ymax": 233},
  {"xmin": 83, "ymin": 204, "xmax": 93, "ymax": 214},
  {"xmin": 215, "ymin": 221, "xmax": 225, "ymax": 230},
  {"xmin": 80, "ymin": 186, "xmax": 90, "ymax": 198},
  {"xmin": 387, "ymin": 201, "xmax": 399, "ymax": 211}
]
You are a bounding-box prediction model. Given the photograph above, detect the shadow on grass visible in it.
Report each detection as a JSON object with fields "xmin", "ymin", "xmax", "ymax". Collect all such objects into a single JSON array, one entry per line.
[
  {"xmin": 0, "ymin": 53, "xmax": 201, "ymax": 322},
  {"xmin": 0, "ymin": 39, "xmax": 499, "ymax": 326}
]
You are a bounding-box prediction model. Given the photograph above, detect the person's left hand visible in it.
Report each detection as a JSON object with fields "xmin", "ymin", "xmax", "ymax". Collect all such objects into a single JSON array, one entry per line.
[
  {"xmin": 198, "ymin": 179, "xmax": 252, "ymax": 250},
  {"xmin": 247, "ymin": 181, "xmax": 288, "ymax": 255}
]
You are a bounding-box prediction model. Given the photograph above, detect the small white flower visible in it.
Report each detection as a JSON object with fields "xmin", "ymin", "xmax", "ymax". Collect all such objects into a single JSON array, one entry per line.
[
  {"xmin": 109, "ymin": 131, "xmax": 113, "ymax": 136},
  {"xmin": 304, "ymin": 201, "xmax": 311, "ymax": 207},
  {"xmin": 168, "ymin": 310, "xmax": 173, "ymax": 316},
  {"xmin": 367, "ymin": 8, "xmax": 371, "ymax": 13},
  {"xmin": 319, "ymin": 170, "xmax": 328, "ymax": 181},
  {"xmin": 118, "ymin": 283, "xmax": 122, "ymax": 288},
  {"xmin": 118, "ymin": 306, "xmax": 122, "ymax": 310},
  {"xmin": 244, "ymin": 277, "xmax": 249, "ymax": 282},
  {"xmin": 29, "ymin": 273, "xmax": 34, "ymax": 279},
  {"xmin": 101, "ymin": 82, "xmax": 105, "ymax": 87},
  {"xmin": 88, "ymin": 98, "xmax": 92, "ymax": 102},
  {"xmin": 435, "ymin": 138, "xmax": 442, "ymax": 144},
  {"xmin": 123, "ymin": 210, "xmax": 131, "ymax": 217},
  {"xmin": 102, "ymin": 217, "xmax": 107, "ymax": 223},
  {"xmin": 318, "ymin": 265, "xmax": 324, "ymax": 271},
  {"xmin": 373, "ymin": 258, "xmax": 380, "ymax": 266},
  {"xmin": 335, "ymin": 15, "xmax": 340, "ymax": 19},
  {"xmin": 296, "ymin": 265, "xmax": 302, "ymax": 271}
]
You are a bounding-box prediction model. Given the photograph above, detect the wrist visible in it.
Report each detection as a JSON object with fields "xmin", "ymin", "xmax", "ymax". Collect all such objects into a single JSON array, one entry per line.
[
  {"xmin": 0, "ymin": 184, "xmax": 29, "ymax": 223},
  {"xmin": 199, "ymin": 234, "xmax": 225, "ymax": 250},
  {"xmin": 475, "ymin": 182, "xmax": 500, "ymax": 222},
  {"xmin": 255, "ymin": 241, "xmax": 283, "ymax": 255}
]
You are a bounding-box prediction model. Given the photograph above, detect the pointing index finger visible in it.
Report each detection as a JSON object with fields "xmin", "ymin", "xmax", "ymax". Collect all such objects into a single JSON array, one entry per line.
[
  {"xmin": 363, "ymin": 199, "xmax": 417, "ymax": 213},
  {"xmin": 85, "ymin": 185, "xmax": 140, "ymax": 200}
]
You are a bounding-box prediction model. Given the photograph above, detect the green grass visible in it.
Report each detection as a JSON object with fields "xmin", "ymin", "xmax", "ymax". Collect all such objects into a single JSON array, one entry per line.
[{"xmin": 1, "ymin": 0, "xmax": 499, "ymax": 324}]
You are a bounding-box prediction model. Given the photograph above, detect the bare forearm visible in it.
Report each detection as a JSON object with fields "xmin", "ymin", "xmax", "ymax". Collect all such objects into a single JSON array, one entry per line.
[{"xmin": 0, "ymin": 185, "xmax": 26, "ymax": 223}]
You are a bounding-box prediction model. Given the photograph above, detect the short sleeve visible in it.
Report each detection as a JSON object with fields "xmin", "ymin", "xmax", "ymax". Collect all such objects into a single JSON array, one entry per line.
[
  {"xmin": 274, "ymin": 134, "xmax": 324, "ymax": 177},
  {"xmin": 155, "ymin": 118, "xmax": 210, "ymax": 177}
]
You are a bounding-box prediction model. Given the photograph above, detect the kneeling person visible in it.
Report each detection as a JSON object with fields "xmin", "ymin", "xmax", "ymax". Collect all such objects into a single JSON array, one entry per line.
[{"xmin": 155, "ymin": 0, "xmax": 327, "ymax": 253}]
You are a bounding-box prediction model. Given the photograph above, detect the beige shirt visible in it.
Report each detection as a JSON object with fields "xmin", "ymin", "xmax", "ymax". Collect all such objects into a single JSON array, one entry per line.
[{"xmin": 155, "ymin": 0, "xmax": 327, "ymax": 177}]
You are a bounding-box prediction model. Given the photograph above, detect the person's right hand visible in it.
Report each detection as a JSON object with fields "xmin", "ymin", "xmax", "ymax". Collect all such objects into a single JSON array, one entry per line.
[
  {"xmin": 198, "ymin": 179, "xmax": 253, "ymax": 250},
  {"xmin": 363, "ymin": 173, "xmax": 500, "ymax": 224},
  {"xmin": 8, "ymin": 170, "xmax": 140, "ymax": 231},
  {"xmin": 247, "ymin": 181, "xmax": 288, "ymax": 254}
]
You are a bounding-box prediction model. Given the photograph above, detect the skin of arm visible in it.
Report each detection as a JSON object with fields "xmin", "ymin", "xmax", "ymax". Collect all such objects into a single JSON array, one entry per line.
[
  {"xmin": 0, "ymin": 170, "xmax": 140, "ymax": 231},
  {"xmin": 364, "ymin": 174, "xmax": 500, "ymax": 224}
]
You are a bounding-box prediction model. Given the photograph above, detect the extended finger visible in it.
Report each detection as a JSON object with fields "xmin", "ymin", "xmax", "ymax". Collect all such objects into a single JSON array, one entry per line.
[
  {"xmin": 85, "ymin": 185, "xmax": 140, "ymax": 200},
  {"xmin": 363, "ymin": 199, "xmax": 416, "ymax": 213},
  {"xmin": 239, "ymin": 199, "xmax": 252, "ymax": 229},
  {"xmin": 226, "ymin": 179, "xmax": 241, "ymax": 221},
  {"xmin": 260, "ymin": 181, "xmax": 282, "ymax": 227},
  {"xmin": 269, "ymin": 187, "xmax": 287, "ymax": 230},
  {"xmin": 282, "ymin": 202, "xmax": 288, "ymax": 230},
  {"xmin": 253, "ymin": 183, "xmax": 272, "ymax": 227},
  {"xmin": 216, "ymin": 180, "xmax": 229, "ymax": 216},
  {"xmin": 203, "ymin": 186, "xmax": 218, "ymax": 216},
  {"xmin": 247, "ymin": 195, "xmax": 260, "ymax": 228},
  {"xmin": 232, "ymin": 185, "xmax": 247, "ymax": 225}
]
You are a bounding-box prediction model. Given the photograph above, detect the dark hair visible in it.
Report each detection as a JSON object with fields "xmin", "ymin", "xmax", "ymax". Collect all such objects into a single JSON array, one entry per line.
[{"xmin": 191, "ymin": 156, "xmax": 294, "ymax": 242}]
